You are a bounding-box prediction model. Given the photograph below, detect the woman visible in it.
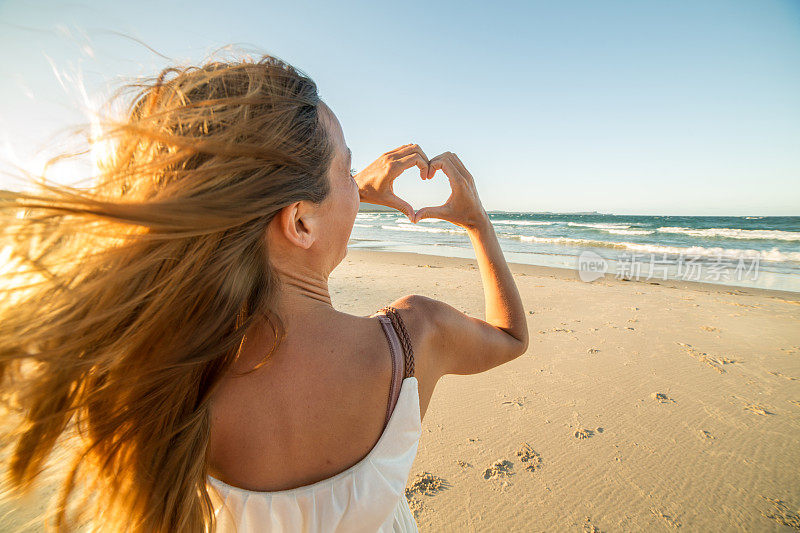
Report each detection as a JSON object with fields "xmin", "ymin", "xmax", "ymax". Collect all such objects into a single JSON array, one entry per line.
[{"xmin": 0, "ymin": 55, "xmax": 528, "ymax": 532}]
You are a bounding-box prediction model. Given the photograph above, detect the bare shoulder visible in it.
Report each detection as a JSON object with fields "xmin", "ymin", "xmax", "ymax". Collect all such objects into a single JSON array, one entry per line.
[
  {"xmin": 382, "ymin": 292, "xmax": 528, "ymax": 379},
  {"xmin": 380, "ymin": 293, "xmax": 447, "ymax": 347},
  {"xmin": 378, "ymin": 293, "xmax": 462, "ymax": 379},
  {"xmin": 375, "ymin": 293, "xmax": 528, "ymax": 418},
  {"xmin": 374, "ymin": 294, "xmax": 449, "ymax": 419},
  {"xmin": 386, "ymin": 292, "xmax": 457, "ymax": 317}
]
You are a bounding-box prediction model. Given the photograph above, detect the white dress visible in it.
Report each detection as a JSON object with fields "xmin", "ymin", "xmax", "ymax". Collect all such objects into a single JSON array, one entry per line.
[{"xmin": 207, "ymin": 311, "xmax": 421, "ymax": 533}]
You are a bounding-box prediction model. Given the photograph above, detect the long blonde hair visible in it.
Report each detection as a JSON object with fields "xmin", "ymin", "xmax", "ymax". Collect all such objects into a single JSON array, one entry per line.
[{"xmin": 0, "ymin": 55, "xmax": 333, "ymax": 531}]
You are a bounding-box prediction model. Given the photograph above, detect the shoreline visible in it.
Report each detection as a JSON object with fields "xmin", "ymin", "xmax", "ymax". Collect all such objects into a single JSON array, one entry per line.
[
  {"xmin": 345, "ymin": 248, "xmax": 800, "ymax": 302},
  {"xmin": 347, "ymin": 239, "xmax": 800, "ymax": 294},
  {"xmin": 350, "ymin": 210, "xmax": 800, "ymax": 294}
]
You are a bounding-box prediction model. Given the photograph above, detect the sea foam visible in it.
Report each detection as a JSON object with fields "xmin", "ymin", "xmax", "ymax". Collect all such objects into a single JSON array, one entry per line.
[
  {"xmin": 381, "ymin": 225, "xmax": 466, "ymax": 235},
  {"xmin": 657, "ymin": 227, "xmax": 800, "ymax": 241},
  {"xmin": 506, "ymin": 234, "xmax": 800, "ymax": 262},
  {"xmin": 491, "ymin": 220, "xmax": 556, "ymax": 226},
  {"xmin": 567, "ymin": 222, "xmax": 632, "ymax": 230}
]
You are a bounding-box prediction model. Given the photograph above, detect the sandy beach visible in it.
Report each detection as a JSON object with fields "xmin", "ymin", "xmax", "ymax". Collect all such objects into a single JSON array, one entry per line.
[
  {"xmin": 3, "ymin": 248, "xmax": 800, "ymax": 532},
  {"xmin": 332, "ymin": 250, "xmax": 800, "ymax": 532},
  {"xmin": 2, "ymin": 0, "xmax": 799, "ymax": 529}
]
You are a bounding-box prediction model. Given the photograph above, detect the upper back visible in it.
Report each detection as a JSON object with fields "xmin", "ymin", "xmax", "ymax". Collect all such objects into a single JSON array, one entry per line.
[{"xmin": 207, "ymin": 306, "xmax": 426, "ymax": 492}]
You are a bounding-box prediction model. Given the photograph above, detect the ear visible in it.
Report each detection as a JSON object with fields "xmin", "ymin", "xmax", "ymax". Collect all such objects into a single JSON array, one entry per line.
[{"xmin": 275, "ymin": 201, "xmax": 317, "ymax": 250}]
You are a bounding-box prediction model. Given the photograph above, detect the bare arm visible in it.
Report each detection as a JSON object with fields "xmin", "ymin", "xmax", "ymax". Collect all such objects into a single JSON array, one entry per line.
[
  {"xmin": 411, "ymin": 152, "xmax": 529, "ymax": 377},
  {"xmin": 467, "ymin": 216, "xmax": 528, "ymax": 347},
  {"xmin": 355, "ymin": 147, "xmax": 529, "ymax": 379}
]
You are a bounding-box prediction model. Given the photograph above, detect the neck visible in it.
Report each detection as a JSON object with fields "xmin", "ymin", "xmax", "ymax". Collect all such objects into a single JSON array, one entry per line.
[
  {"xmin": 234, "ymin": 262, "xmax": 336, "ymax": 372},
  {"xmin": 272, "ymin": 262, "xmax": 333, "ymax": 313}
]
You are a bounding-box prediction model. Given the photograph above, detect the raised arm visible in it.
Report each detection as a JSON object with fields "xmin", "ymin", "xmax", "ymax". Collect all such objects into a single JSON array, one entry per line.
[
  {"xmin": 410, "ymin": 152, "xmax": 529, "ymax": 377},
  {"xmin": 355, "ymin": 147, "xmax": 529, "ymax": 380}
]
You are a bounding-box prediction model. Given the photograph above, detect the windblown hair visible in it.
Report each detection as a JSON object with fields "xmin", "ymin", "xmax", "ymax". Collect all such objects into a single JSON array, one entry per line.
[{"xmin": 0, "ymin": 54, "xmax": 333, "ymax": 531}]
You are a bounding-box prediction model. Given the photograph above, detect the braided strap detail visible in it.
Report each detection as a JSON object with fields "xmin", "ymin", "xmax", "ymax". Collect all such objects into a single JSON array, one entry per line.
[{"xmin": 381, "ymin": 306, "xmax": 415, "ymax": 377}]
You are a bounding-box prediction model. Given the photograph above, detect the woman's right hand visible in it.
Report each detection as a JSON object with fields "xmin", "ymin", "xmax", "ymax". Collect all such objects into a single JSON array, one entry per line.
[
  {"xmin": 354, "ymin": 144, "xmax": 430, "ymax": 221},
  {"xmin": 413, "ymin": 152, "xmax": 488, "ymax": 230}
]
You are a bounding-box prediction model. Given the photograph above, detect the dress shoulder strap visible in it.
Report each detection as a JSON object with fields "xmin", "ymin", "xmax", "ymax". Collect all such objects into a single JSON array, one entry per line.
[
  {"xmin": 379, "ymin": 306, "xmax": 415, "ymax": 378},
  {"xmin": 376, "ymin": 306, "xmax": 415, "ymax": 428}
]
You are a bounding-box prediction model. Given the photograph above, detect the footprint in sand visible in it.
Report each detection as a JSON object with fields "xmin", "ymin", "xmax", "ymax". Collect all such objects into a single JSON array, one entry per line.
[
  {"xmin": 574, "ymin": 428, "xmax": 595, "ymax": 439},
  {"xmin": 455, "ymin": 459, "xmax": 472, "ymax": 468},
  {"xmin": 744, "ymin": 404, "xmax": 774, "ymax": 416},
  {"xmin": 760, "ymin": 497, "xmax": 800, "ymax": 530},
  {"xmin": 769, "ymin": 371, "xmax": 799, "ymax": 381},
  {"xmin": 405, "ymin": 472, "xmax": 448, "ymax": 518},
  {"xmin": 406, "ymin": 497, "xmax": 425, "ymax": 518},
  {"xmin": 698, "ymin": 429, "xmax": 715, "ymax": 441},
  {"xmin": 516, "ymin": 443, "xmax": 542, "ymax": 472},
  {"xmin": 728, "ymin": 301, "xmax": 760, "ymax": 309},
  {"xmin": 651, "ymin": 392, "xmax": 675, "ymax": 404},
  {"xmin": 501, "ymin": 396, "xmax": 526, "ymax": 408},
  {"xmin": 405, "ymin": 472, "xmax": 448, "ymax": 498},
  {"xmin": 650, "ymin": 508, "xmax": 682, "ymax": 529},
  {"xmin": 582, "ymin": 517, "xmax": 602, "ymax": 533},
  {"xmin": 587, "ymin": 348, "xmax": 601, "ymax": 354},
  {"xmin": 676, "ymin": 342, "xmax": 740, "ymax": 373},
  {"xmin": 700, "ymin": 325, "xmax": 720, "ymax": 332},
  {"xmin": 483, "ymin": 459, "xmax": 514, "ymax": 481}
]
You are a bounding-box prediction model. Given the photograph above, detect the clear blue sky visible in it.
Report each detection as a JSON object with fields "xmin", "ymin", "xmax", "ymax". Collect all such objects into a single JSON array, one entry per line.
[{"xmin": 1, "ymin": 0, "xmax": 798, "ymax": 215}]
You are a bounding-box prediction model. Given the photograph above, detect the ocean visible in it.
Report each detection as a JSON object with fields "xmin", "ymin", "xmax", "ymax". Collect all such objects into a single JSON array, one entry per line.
[{"xmin": 348, "ymin": 211, "xmax": 800, "ymax": 292}]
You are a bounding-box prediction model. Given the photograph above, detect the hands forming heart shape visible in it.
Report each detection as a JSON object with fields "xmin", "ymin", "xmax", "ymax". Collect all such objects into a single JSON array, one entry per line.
[{"xmin": 354, "ymin": 144, "xmax": 488, "ymax": 230}]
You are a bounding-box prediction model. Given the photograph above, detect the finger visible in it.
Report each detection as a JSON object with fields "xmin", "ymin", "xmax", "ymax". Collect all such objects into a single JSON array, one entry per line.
[
  {"xmin": 414, "ymin": 205, "xmax": 449, "ymax": 223},
  {"xmin": 427, "ymin": 161, "xmax": 438, "ymax": 180},
  {"xmin": 433, "ymin": 151, "xmax": 463, "ymax": 171},
  {"xmin": 386, "ymin": 143, "xmax": 415, "ymax": 156},
  {"xmin": 448, "ymin": 152, "xmax": 466, "ymax": 175},
  {"xmin": 395, "ymin": 153, "xmax": 429, "ymax": 182},
  {"xmin": 427, "ymin": 155, "xmax": 463, "ymax": 185},
  {"xmin": 393, "ymin": 144, "xmax": 431, "ymax": 178},
  {"xmin": 386, "ymin": 195, "xmax": 415, "ymax": 221},
  {"xmin": 447, "ymin": 152, "xmax": 474, "ymax": 184},
  {"xmin": 388, "ymin": 143, "xmax": 411, "ymax": 152}
]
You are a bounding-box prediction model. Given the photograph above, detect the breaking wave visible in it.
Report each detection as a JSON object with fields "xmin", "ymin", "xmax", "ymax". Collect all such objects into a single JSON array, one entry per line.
[
  {"xmin": 657, "ymin": 227, "xmax": 800, "ymax": 241},
  {"xmin": 505, "ymin": 234, "xmax": 800, "ymax": 262}
]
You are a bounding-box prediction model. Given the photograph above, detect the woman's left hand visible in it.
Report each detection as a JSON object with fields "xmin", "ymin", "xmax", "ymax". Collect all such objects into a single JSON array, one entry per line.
[{"xmin": 354, "ymin": 144, "xmax": 430, "ymax": 221}]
